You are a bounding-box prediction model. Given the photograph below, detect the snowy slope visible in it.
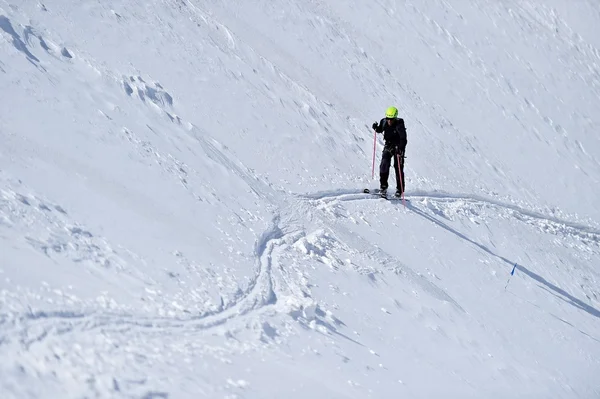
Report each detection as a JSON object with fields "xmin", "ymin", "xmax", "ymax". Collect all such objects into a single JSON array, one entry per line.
[{"xmin": 1, "ymin": 0, "xmax": 599, "ymax": 398}]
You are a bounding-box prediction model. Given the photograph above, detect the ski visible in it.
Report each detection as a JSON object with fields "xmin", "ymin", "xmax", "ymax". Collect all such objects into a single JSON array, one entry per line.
[
  {"xmin": 363, "ymin": 188, "xmax": 406, "ymax": 201},
  {"xmin": 363, "ymin": 188, "xmax": 386, "ymax": 198}
]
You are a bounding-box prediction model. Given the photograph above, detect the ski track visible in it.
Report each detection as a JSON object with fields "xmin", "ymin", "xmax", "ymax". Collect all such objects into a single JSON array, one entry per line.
[
  {"xmin": 4, "ymin": 186, "xmax": 599, "ymax": 337},
  {"xmin": 301, "ymin": 188, "xmax": 600, "ymax": 244},
  {"xmin": 0, "ymin": 204, "xmax": 308, "ymax": 349}
]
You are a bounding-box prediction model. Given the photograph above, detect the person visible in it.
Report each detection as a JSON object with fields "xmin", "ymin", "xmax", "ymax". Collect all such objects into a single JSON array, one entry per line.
[{"xmin": 372, "ymin": 106, "xmax": 407, "ymax": 197}]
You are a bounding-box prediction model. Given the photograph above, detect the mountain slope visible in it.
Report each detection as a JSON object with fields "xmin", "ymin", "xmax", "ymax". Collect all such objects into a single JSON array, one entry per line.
[{"xmin": 1, "ymin": 0, "xmax": 599, "ymax": 398}]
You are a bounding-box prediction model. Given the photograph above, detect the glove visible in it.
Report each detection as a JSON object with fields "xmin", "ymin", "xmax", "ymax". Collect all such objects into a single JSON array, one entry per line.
[{"xmin": 372, "ymin": 122, "xmax": 378, "ymax": 130}]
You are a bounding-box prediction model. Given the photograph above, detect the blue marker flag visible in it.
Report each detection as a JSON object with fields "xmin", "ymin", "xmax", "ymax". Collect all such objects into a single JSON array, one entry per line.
[{"xmin": 505, "ymin": 263, "xmax": 518, "ymax": 290}]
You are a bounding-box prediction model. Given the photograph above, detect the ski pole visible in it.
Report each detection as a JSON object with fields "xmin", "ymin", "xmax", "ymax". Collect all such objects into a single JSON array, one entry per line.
[
  {"xmin": 396, "ymin": 152, "xmax": 406, "ymax": 208},
  {"xmin": 372, "ymin": 129, "xmax": 377, "ymax": 179}
]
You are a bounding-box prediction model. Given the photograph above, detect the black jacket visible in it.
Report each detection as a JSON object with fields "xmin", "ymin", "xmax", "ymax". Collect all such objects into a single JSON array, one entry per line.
[{"xmin": 374, "ymin": 118, "xmax": 407, "ymax": 151}]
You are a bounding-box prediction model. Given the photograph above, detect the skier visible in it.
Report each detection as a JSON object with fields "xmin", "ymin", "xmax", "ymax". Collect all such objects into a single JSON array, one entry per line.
[{"xmin": 372, "ymin": 106, "xmax": 407, "ymax": 198}]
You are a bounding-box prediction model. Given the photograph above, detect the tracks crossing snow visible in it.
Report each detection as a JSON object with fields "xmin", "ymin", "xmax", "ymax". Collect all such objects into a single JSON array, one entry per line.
[
  {"xmin": 3, "ymin": 186, "xmax": 599, "ymax": 337},
  {"xmin": 301, "ymin": 188, "xmax": 600, "ymax": 245}
]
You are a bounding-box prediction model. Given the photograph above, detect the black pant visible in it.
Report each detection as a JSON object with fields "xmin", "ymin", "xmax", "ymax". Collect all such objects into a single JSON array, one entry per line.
[{"xmin": 379, "ymin": 147, "xmax": 405, "ymax": 192}]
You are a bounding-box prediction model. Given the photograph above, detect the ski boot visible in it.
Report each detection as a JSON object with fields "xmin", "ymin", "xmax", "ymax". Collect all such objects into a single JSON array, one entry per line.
[
  {"xmin": 379, "ymin": 188, "xmax": 388, "ymax": 198},
  {"xmin": 395, "ymin": 189, "xmax": 403, "ymax": 198}
]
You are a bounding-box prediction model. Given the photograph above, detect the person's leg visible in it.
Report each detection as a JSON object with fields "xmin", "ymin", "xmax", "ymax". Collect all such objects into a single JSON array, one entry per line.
[{"xmin": 379, "ymin": 149, "xmax": 392, "ymax": 191}]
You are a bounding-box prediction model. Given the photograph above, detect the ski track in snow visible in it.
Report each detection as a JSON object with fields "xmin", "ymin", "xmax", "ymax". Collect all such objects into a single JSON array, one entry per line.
[
  {"xmin": 302, "ymin": 188, "xmax": 600, "ymax": 244},
  {"xmin": 0, "ymin": 197, "xmax": 307, "ymax": 344},
  {"xmin": 4, "ymin": 184, "xmax": 599, "ymax": 336}
]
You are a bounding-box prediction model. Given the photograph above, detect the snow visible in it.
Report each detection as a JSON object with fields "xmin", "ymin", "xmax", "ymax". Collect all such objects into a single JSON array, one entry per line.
[{"xmin": 1, "ymin": 0, "xmax": 599, "ymax": 398}]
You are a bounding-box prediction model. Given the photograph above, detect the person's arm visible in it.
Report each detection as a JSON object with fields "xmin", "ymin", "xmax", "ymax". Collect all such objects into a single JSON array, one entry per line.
[{"xmin": 372, "ymin": 118, "xmax": 385, "ymax": 133}]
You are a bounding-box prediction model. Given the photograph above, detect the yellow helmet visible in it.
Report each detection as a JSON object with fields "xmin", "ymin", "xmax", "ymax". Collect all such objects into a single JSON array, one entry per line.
[{"xmin": 385, "ymin": 106, "xmax": 398, "ymax": 119}]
